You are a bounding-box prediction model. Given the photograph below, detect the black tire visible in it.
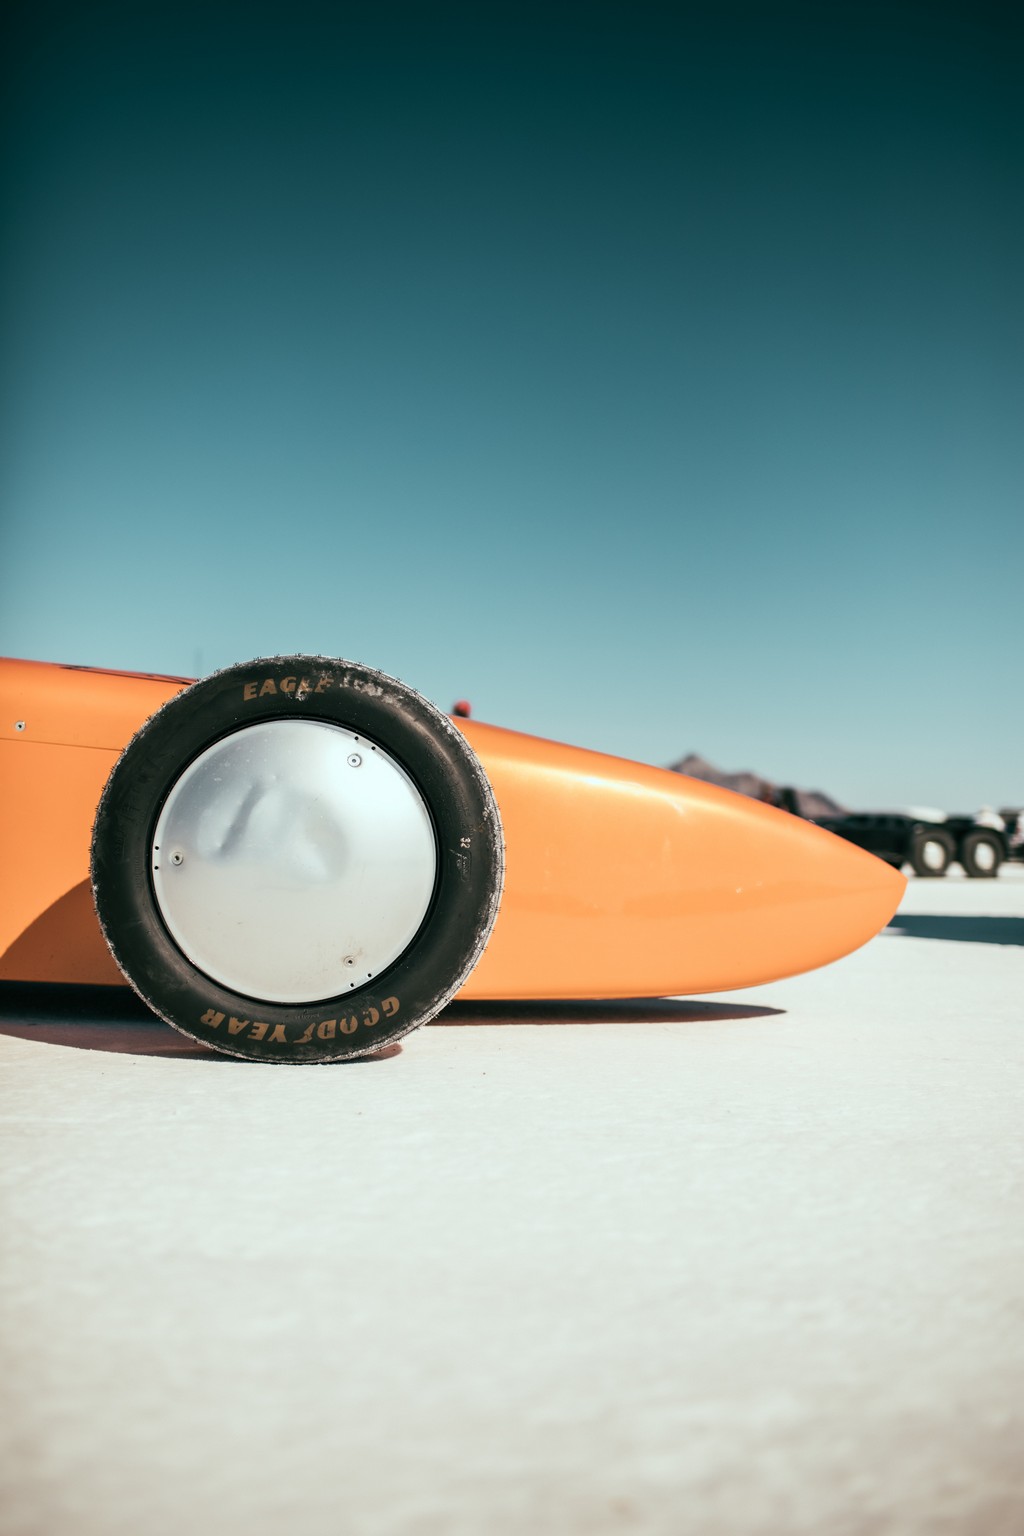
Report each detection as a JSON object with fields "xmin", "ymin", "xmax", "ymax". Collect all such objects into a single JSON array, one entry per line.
[
  {"xmin": 959, "ymin": 830, "xmax": 1003, "ymax": 879},
  {"xmin": 909, "ymin": 827, "xmax": 954, "ymax": 878},
  {"xmin": 91, "ymin": 657, "xmax": 504, "ymax": 1062}
]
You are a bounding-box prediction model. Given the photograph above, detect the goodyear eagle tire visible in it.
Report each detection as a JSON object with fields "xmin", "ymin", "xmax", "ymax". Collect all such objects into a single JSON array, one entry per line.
[{"xmin": 90, "ymin": 657, "xmax": 503, "ymax": 1062}]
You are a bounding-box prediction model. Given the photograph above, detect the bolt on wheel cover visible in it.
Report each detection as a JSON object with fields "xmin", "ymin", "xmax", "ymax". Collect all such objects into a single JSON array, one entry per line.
[{"xmin": 151, "ymin": 719, "xmax": 437, "ymax": 1003}]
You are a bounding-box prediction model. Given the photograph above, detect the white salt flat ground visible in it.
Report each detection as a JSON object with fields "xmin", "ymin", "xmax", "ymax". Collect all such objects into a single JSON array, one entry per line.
[{"xmin": 1, "ymin": 869, "xmax": 1022, "ymax": 1536}]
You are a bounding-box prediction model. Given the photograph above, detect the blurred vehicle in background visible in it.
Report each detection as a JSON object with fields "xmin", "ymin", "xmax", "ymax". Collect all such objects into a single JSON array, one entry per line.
[
  {"xmin": 670, "ymin": 752, "xmax": 1020, "ymax": 879},
  {"xmin": 774, "ymin": 794, "xmax": 1019, "ymax": 878}
]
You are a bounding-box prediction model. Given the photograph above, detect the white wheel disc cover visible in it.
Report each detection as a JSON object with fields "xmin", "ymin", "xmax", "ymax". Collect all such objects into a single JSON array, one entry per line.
[{"xmin": 151, "ymin": 720, "xmax": 438, "ymax": 1004}]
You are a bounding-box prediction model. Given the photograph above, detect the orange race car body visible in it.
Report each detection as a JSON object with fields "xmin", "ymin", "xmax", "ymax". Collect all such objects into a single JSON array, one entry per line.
[{"xmin": 1, "ymin": 656, "xmax": 904, "ymax": 1003}]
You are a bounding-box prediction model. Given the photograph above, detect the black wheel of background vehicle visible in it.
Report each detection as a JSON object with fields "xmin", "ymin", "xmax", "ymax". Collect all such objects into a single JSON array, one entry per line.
[
  {"xmin": 90, "ymin": 657, "xmax": 504, "ymax": 1062},
  {"xmin": 959, "ymin": 830, "xmax": 1003, "ymax": 879},
  {"xmin": 909, "ymin": 827, "xmax": 954, "ymax": 878}
]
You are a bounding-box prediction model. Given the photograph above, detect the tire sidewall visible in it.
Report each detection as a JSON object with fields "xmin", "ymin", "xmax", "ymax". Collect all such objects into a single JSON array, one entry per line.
[{"xmin": 91, "ymin": 656, "xmax": 503, "ymax": 1062}]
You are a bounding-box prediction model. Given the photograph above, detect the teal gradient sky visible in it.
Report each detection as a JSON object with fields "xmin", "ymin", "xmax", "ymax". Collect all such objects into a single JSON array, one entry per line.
[{"xmin": 2, "ymin": 1, "xmax": 1021, "ymax": 807}]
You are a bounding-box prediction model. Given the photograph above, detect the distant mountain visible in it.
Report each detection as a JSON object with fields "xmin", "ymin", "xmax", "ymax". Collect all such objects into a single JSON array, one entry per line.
[
  {"xmin": 668, "ymin": 752, "xmax": 846, "ymax": 819},
  {"xmin": 671, "ymin": 753, "xmax": 771, "ymax": 801}
]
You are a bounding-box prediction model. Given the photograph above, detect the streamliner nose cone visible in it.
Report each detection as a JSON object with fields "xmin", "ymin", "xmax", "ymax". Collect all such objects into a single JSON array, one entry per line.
[
  {"xmin": 457, "ymin": 722, "xmax": 907, "ymax": 1000},
  {"xmin": 691, "ymin": 799, "xmax": 908, "ymax": 989}
]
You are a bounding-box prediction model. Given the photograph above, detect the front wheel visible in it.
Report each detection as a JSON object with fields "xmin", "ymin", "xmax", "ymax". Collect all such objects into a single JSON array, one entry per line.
[
  {"xmin": 91, "ymin": 657, "xmax": 504, "ymax": 1062},
  {"xmin": 959, "ymin": 830, "xmax": 1003, "ymax": 879}
]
